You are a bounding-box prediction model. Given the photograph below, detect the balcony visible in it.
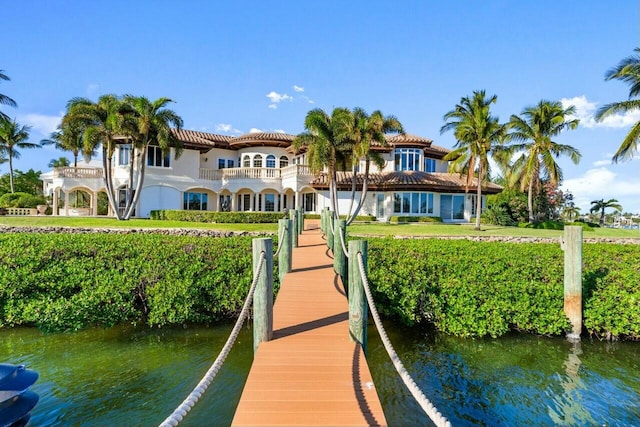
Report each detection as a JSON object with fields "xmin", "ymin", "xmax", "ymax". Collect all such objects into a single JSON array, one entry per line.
[
  {"xmin": 199, "ymin": 165, "xmax": 313, "ymax": 181},
  {"xmin": 54, "ymin": 167, "xmax": 104, "ymax": 178}
]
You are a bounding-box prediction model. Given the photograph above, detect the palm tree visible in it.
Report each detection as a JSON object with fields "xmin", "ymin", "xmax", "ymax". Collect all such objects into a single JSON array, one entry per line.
[
  {"xmin": 41, "ymin": 113, "xmax": 94, "ymax": 168},
  {"xmin": 441, "ymin": 90, "xmax": 506, "ymax": 230},
  {"xmin": 120, "ymin": 95, "xmax": 183, "ymax": 219},
  {"xmin": 334, "ymin": 108, "xmax": 404, "ymax": 224},
  {"xmin": 64, "ymin": 94, "xmax": 133, "ymax": 219},
  {"xmin": 0, "ymin": 117, "xmax": 40, "ymax": 193},
  {"xmin": 0, "ymin": 70, "xmax": 17, "ymax": 121},
  {"xmin": 562, "ymin": 205, "xmax": 581, "ymax": 222},
  {"xmin": 506, "ymin": 100, "xmax": 581, "ymax": 223},
  {"xmin": 590, "ymin": 198, "xmax": 622, "ymax": 226},
  {"xmin": 48, "ymin": 157, "xmax": 71, "ymax": 168},
  {"xmin": 293, "ymin": 108, "xmax": 352, "ymax": 218},
  {"xmin": 594, "ymin": 48, "xmax": 640, "ymax": 162}
]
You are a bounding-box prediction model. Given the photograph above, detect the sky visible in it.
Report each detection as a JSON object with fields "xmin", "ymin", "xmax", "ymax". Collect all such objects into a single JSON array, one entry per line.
[{"xmin": 2, "ymin": 1, "xmax": 639, "ymax": 214}]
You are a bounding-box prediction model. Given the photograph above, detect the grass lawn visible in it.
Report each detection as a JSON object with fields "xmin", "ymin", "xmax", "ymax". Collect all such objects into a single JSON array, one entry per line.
[
  {"xmin": 1, "ymin": 216, "xmax": 638, "ymax": 239},
  {"xmin": 0, "ymin": 216, "xmax": 278, "ymax": 233},
  {"xmin": 348, "ymin": 222, "xmax": 640, "ymax": 239}
]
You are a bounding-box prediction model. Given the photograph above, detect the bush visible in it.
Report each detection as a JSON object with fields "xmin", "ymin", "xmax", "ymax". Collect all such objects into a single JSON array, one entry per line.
[
  {"xmin": 0, "ymin": 233, "xmax": 275, "ymax": 331},
  {"xmin": 0, "ymin": 192, "xmax": 47, "ymax": 208},
  {"xmin": 150, "ymin": 210, "xmax": 284, "ymax": 223},
  {"xmin": 518, "ymin": 220, "xmax": 595, "ymax": 231},
  {"xmin": 481, "ymin": 205, "xmax": 517, "ymax": 226},
  {"xmin": 366, "ymin": 238, "xmax": 639, "ymax": 340},
  {"xmin": 389, "ymin": 216, "xmax": 443, "ymax": 223}
]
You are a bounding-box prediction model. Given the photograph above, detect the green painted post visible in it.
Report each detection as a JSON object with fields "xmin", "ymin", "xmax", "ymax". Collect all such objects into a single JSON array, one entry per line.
[
  {"xmin": 348, "ymin": 240, "xmax": 368, "ymax": 354},
  {"xmin": 322, "ymin": 207, "xmax": 330, "ymax": 234},
  {"xmin": 562, "ymin": 226, "xmax": 583, "ymax": 341},
  {"xmin": 297, "ymin": 208, "xmax": 304, "ymax": 234},
  {"xmin": 289, "ymin": 209, "xmax": 298, "ymax": 248},
  {"xmin": 327, "ymin": 212, "xmax": 334, "ymax": 250},
  {"xmin": 253, "ymin": 238, "xmax": 273, "ymax": 354},
  {"xmin": 334, "ymin": 219, "xmax": 347, "ymax": 284},
  {"xmin": 278, "ymin": 219, "xmax": 292, "ymax": 283}
]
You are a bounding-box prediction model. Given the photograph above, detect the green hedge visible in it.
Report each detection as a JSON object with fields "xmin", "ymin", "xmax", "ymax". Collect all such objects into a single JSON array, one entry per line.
[
  {"xmin": 150, "ymin": 210, "xmax": 285, "ymax": 223},
  {"xmin": 518, "ymin": 220, "xmax": 595, "ymax": 231},
  {"xmin": 366, "ymin": 238, "xmax": 639, "ymax": 340},
  {"xmin": 388, "ymin": 216, "xmax": 443, "ymax": 223},
  {"xmin": 0, "ymin": 192, "xmax": 47, "ymax": 208},
  {"xmin": 0, "ymin": 233, "xmax": 276, "ymax": 331},
  {"xmin": 305, "ymin": 213, "xmax": 377, "ymax": 222}
]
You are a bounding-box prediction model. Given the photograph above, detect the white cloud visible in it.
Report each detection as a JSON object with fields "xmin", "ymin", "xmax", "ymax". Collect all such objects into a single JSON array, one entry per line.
[
  {"xmin": 273, "ymin": 129, "xmax": 287, "ymax": 134},
  {"xmin": 249, "ymin": 128, "xmax": 262, "ymax": 133},
  {"xmin": 86, "ymin": 83, "xmax": 99, "ymax": 96},
  {"xmin": 215, "ymin": 123, "xmax": 241, "ymax": 134},
  {"xmin": 561, "ymin": 95, "xmax": 640, "ymax": 129},
  {"xmin": 266, "ymin": 91, "xmax": 293, "ymax": 108},
  {"xmin": 18, "ymin": 112, "xmax": 63, "ymax": 137},
  {"xmin": 293, "ymin": 85, "xmax": 304, "ymax": 92},
  {"xmin": 561, "ymin": 167, "xmax": 640, "ymax": 213},
  {"xmin": 301, "ymin": 95, "xmax": 315, "ymax": 104},
  {"xmin": 592, "ymin": 159, "xmax": 611, "ymax": 167}
]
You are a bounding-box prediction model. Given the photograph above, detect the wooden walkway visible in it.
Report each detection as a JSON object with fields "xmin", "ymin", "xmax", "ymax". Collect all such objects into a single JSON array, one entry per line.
[{"xmin": 232, "ymin": 220, "xmax": 387, "ymax": 426}]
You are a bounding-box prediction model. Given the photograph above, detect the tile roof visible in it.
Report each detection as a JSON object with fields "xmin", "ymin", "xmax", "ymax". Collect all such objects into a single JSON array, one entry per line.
[
  {"xmin": 171, "ymin": 129, "xmax": 233, "ymax": 150},
  {"xmin": 230, "ymin": 132, "xmax": 296, "ymax": 148},
  {"xmin": 310, "ymin": 171, "xmax": 503, "ymax": 194}
]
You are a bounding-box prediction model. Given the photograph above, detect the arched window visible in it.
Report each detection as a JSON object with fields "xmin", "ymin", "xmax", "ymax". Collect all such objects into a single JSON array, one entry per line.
[
  {"xmin": 253, "ymin": 154, "xmax": 263, "ymax": 168},
  {"xmin": 266, "ymin": 154, "xmax": 276, "ymax": 168},
  {"xmin": 242, "ymin": 155, "xmax": 251, "ymax": 168},
  {"xmin": 279, "ymin": 156, "xmax": 289, "ymax": 168}
]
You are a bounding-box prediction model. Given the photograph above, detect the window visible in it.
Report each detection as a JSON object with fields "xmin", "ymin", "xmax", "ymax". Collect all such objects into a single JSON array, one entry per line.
[
  {"xmin": 441, "ymin": 195, "xmax": 465, "ymax": 220},
  {"xmin": 425, "ymin": 157, "xmax": 437, "ymax": 172},
  {"xmin": 218, "ymin": 159, "xmax": 225, "ymax": 169},
  {"xmin": 266, "ymin": 155, "xmax": 276, "ymax": 168},
  {"xmin": 118, "ymin": 144, "xmax": 131, "ymax": 166},
  {"xmin": 183, "ymin": 192, "xmax": 208, "ymax": 210},
  {"xmin": 242, "ymin": 194, "xmax": 251, "ymax": 211},
  {"xmin": 393, "ymin": 192, "xmax": 434, "ymax": 214},
  {"xmin": 279, "ymin": 156, "xmax": 289, "ymax": 168},
  {"xmin": 227, "ymin": 160, "xmax": 234, "ymax": 168},
  {"xmin": 147, "ymin": 146, "xmax": 170, "ymax": 167},
  {"xmin": 471, "ymin": 195, "xmax": 485, "ymax": 216},
  {"xmin": 264, "ymin": 194, "xmax": 275, "ymax": 212},
  {"xmin": 394, "ymin": 148, "xmax": 422, "ymax": 171},
  {"xmin": 253, "ymin": 155, "xmax": 262, "ymax": 168},
  {"xmin": 219, "ymin": 194, "xmax": 231, "ymax": 211},
  {"xmin": 243, "ymin": 155, "xmax": 251, "ymax": 167}
]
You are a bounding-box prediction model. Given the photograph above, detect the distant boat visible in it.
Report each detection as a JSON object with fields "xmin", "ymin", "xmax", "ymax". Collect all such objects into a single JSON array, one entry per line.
[{"xmin": 0, "ymin": 364, "xmax": 39, "ymax": 427}]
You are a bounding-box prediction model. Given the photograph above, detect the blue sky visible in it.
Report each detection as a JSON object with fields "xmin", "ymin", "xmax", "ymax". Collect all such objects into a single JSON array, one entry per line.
[{"xmin": 2, "ymin": 1, "xmax": 639, "ymax": 213}]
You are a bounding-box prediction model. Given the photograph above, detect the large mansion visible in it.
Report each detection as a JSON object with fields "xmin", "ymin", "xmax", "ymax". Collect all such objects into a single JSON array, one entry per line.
[{"xmin": 41, "ymin": 130, "xmax": 502, "ymax": 222}]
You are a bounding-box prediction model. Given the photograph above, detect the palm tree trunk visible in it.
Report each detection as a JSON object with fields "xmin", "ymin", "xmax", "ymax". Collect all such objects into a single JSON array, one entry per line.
[
  {"xmin": 528, "ymin": 179, "xmax": 535, "ymax": 223},
  {"xmin": 600, "ymin": 208, "xmax": 605, "ymax": 226},
  {"xmin": 348, "ymin": 159, "xmax": 370, "ymax": 225},
  {"xmin": 102, "ymin": 148, "xmax": 122, "ymax": 220},
  {"xmin": 345, "ymin": 162, "xmax": 357, "ymax": 221},
  {"xmin": 475, "ymin": 161, "xmax": 483, "ymax": 231},
  {"xmin": 8, "ymin": 152, "xmax": 14, "ymax": 193},
  {"xmin": 124, "ymin": 146, "xmax": 148, "ymax": 220}
]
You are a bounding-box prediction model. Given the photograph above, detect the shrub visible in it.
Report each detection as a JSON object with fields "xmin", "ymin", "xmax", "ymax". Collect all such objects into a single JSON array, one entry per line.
[
  {"xmin": 389, "ymin": 216, "xmax": 443, "ymax": 223},
  {"xmin": 0, "ymin": 192, "xmax": 47, "ymax": 208},
  {"xmin": 0, "ymin": 233, "xmax": 273, "ymax": 331},
  {"xmin": 481, "ymin": 205, "xmax": 517, "ymax": 226},
  {"xmin": 150, "ymin": 210, "xmax": 284, "ymax": 223},
  {"xmin": 366, "ymin": 238, "xmax": 639, "ymax": 340}
]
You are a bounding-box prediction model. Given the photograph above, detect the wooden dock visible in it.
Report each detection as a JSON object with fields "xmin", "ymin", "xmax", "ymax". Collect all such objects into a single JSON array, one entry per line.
[{"xmin": 231, "ymin": 220, "xmax": 387, "ymax": 426}]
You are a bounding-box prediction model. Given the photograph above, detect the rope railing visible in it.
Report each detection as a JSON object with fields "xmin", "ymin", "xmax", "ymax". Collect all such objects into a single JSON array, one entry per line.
[
  {"xmin": 273, "ymin": 223, "xmax": 287, "ymax": 257},
  {"xmin": 159, "ymin": 251, "xmax": 267, "ymax": 427},
  {"xmin": 337, "ymin": 225, "xmax": 349, "ymax": 258},
  {"xmin": 356, "ymin": 252, "xmax": 452, "ymax": 427}
]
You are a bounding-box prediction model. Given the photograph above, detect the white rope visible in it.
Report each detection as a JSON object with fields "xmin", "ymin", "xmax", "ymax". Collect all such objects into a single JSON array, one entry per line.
[
  {"xmin": 273, "ymin": 223, "xmax": 287, "ymax": 257},
  {"xmin": 356, "ymin": 253, "xmax": 452, "ymax": 427},
  {"xmin": 159, "ymin": 252, "xmax": 267, "ymax": 427}
]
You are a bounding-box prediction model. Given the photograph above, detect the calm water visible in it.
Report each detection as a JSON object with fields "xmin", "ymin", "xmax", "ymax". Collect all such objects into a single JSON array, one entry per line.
[{"xmin": 1, "ymin": 323, "xmax": 638, "ymax": 427}]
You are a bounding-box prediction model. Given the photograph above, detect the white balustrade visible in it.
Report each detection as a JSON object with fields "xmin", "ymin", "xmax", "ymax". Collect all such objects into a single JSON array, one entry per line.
[{"xmin": 55, "ymin": 167, "xmax": 103, "ymax": 178}]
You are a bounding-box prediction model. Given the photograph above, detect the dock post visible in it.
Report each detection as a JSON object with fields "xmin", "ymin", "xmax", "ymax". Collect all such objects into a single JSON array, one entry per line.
[
  {"xmin": 348, "ymin": 240, "xmax": 368, "ymax": 354},
  {"xmin": 289, "ymin": 209, "xmax": 298, "ymax": 248},
  {"xmin": 561, "ymin": 226, "xmax": 583, "ymax": 341},
  {"xmin": 334, "ymin": 219, "xmax": 347, "ymax": 285},
  {"xmin": 278, "ymin": 219, "xmax": 292, "ymax": 283},
  {"xmin": 322, "ymin": 207, "xmax": 330, "ymax": 234},
  {"xmin": 327, "ymin": 212, "xmax": 335, "ymax": 251},
  {"xmin": 253, "ymin": 238, "xmax": 273, "ymax": 354},
  {"xmin": 297, "ymin": 208, "xmax": 304, "ymax": 234}
]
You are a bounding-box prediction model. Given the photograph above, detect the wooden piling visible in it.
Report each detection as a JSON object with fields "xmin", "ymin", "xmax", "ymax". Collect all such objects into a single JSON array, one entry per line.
[
  {"xmin": 278, "ymin": 219, "xmax": 292, "ymax": 283},
  {"xmin": 348, "ymin": 240, "xmax": 367, "ymax": 354},
  {"xmin": 289, "ymin": 209, "xmax": 298, "ymax": 248},
  {"xmin": 327, "ymin": 212, "xmax": 335, "ymax": 250},
  {"xmin": 253, "ymin": 238, "xmax": 273, "ymax": 353},
  {"xmin": 562, "ymin": 226, "xmax": 583, "ymax": 341},
  {"xmin": 333, "ymin": 219, "xmax": 347, "ymax": 285},
  {"xmin": 297, "ymin": 208, "xmax": 304, "ymax": 233}
]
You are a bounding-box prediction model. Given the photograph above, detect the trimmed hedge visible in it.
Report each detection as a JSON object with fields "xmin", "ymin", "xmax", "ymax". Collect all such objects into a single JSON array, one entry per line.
[
  {"xmin": 150, "ymin": 210, "xmax": 284, "ymax": 223},
  {"xmin": 305, "ymin": 213, "xmax": 377, "ymax": 222},
  {"xmin": 388, "ymin": 216, "xmax": 443, "ymax": 223},
  {"xmin": 518, "ymin": 220, "xmax": 596, "ymax": 231},
  {"xmin": 366, "ymin": 238, "xmax": 639, "ymax": 340},
  {"xmin": 0, "ymin": 233, "xmax": 274, "ymax": 331},
  {"xmin": 0, "ymin": 192, "xmax": 47, "ymax": 208}
]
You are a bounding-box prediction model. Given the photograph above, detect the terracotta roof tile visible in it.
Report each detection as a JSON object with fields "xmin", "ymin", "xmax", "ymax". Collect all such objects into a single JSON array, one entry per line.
[
  {"xmin": 310, "ymin": 171, "xmax": 502, "ymax": 194},
  {"xmin": 171, "ymin": 129, "xmax": 233, "ymax": 149}
]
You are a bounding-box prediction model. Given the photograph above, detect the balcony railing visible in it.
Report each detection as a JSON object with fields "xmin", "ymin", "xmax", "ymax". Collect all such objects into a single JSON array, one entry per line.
[
  {"xmin": 54, "ymin": 167, "xmax": 104, "ymax": 178},
  {"xmin": 199, "ymin": 165, "xmax": 315, "ymax": 182}
]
